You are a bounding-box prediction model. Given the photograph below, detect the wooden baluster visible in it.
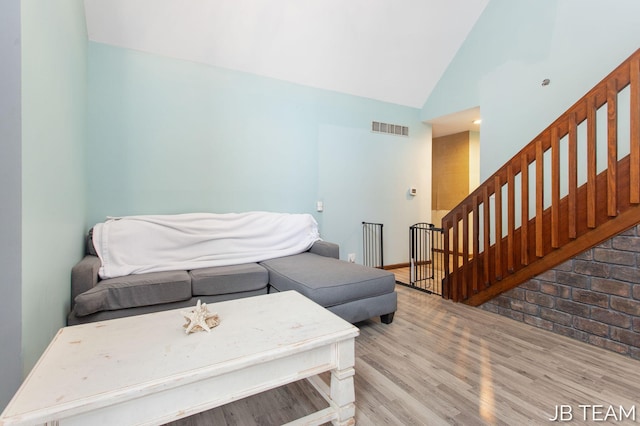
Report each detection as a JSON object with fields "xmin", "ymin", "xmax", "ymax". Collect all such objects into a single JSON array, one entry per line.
[
  {"xmin": 462, "ymin": 205, "xmax": 469, "ymax": 300},
  {"xmin": 551, "ymin": 127, "xmax": 560, "ymax": 248},
  {"xmin": 442, "ymin": 221, "xmax": 450, "ymax": 299},
  {"xmin": 568, "ymin": 113, "xmax": 578, "ymax": 239},
  {"xmin": 607, "ymin": 79, "xmax": 618, "ymax": 217},
  {"xmin": 507, "ymin": 163, "xmax": 515, "ymax": 272},
  {"xmin": 536, "ymin": 140, "xmax": 544, "ymax": 257},
  {"xmin": 521, "ymin": 153, "xmax": 529, "ymax": 265},
  {"xmin": 472, "ymin": 195, "xmax": 480, "ymax": 293},
  {"xmin": 452, "ymin": 215, "xmax": 459, "ymax": 301},
  {"xmin": 587, "ymin": 96, "xmax": 597, "ymax": 228},
  {"xmin": 483, "ymin": 186, "xmax": 490, "ymax": 286},
  {"xmin": 494, "ymin": 176, "xmax": 503, "ymax": 280},
  {"xmin": 631, "ymin": 56, "xmax": 640, "ymax": 204}
]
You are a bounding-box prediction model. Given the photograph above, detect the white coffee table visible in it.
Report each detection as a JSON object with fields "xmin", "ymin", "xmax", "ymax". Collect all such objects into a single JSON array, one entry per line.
[{"xmin": 0, "ymin": 291, "xmax": 359, "ymax": 426}]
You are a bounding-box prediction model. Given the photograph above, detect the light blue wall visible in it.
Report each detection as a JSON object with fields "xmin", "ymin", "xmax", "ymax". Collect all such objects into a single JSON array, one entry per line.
[
  {"xmin": 318, "ymin": 124, "xmax": 431, "ymax": 263},
  {"xmin": 21, "ymin": 0, "xmax": 87, "ymax": 373},
  {"xmin": 0, "ymin": 0, "xmax": 22, "ymax": 411},
  {"xmin": 87, "ymin": 43, "xmax": 431, "ymax": 265},
  {"xmin": 422, "ymin": 0, "xmax": 640, "ymax": 180}
]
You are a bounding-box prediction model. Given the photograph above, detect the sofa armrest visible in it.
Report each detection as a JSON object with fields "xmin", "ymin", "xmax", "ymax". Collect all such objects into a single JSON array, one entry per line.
[
  {"xmin": 308, "ymin": 240, "xmax": 339, "ymax": 259},
  {"xmin": 70, "ymin": 255, "xmax": 101, "ymax": 308}
]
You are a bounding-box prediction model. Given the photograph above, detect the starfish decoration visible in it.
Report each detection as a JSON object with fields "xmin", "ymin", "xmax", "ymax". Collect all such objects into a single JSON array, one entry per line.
[{"xmin": 180, "ymin": 299, "xmax": 220, "ymax": 334}]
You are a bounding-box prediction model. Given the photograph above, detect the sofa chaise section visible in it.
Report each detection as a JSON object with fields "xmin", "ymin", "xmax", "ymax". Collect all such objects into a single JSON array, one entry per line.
[{"xmin": 261, "ymin": 252, "xmax": 397, "ymax": 324}]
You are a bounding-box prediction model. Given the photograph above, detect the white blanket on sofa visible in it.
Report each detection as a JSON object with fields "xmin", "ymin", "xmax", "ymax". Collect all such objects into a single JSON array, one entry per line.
[{"xmin": 92, "ymin": 212, "xmax": 321, "ymax": 279}]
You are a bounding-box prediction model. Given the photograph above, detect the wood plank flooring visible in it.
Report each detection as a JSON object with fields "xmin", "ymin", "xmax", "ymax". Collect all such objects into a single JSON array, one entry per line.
[
  {"xmin": 392, "ymin": 265, "xmax": 443, "ymax": 295},
  {"xmin": 391, "ymin": 266, "xmax": 411, "ymax": 285},
  {"xmin": 166, "ymin": 286, "xmax": 640, "ymax": 425}
]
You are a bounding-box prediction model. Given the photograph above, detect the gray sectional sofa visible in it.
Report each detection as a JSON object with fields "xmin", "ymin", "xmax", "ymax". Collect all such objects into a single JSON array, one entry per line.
[{"xmin": 68, "ymin": 232, "xmax": 397, "ymax": 326}]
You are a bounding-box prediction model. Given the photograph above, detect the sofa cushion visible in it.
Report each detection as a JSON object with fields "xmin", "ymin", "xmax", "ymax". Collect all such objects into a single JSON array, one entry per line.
[
  {"xmin": 260, "ymin": 252, "xmax": 395, "ymax": 308},
  {"xmin": 190, "ymin": 263, "xmax": 268, "ymax": 296},
  {"xmin": 74, "ymin": 270, "xmax": 191, "ymax": 316}
]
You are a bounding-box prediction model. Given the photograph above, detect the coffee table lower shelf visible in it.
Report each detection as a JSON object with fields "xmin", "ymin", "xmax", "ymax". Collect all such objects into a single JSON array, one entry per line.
[{"xmin": 0, "ymin": 291, "xmax": 359, "ymax": 426}]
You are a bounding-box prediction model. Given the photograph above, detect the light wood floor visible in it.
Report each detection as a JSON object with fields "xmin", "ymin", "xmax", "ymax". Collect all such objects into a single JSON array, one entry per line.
[
  {"xmin": 167, "ymin": 286, "xmax": 640, "ymax": 425},
  {"xmin": 391, "ymin": 266, "xmax": 411, "ymax": 285},
  {"xmin": 392, "ymin": 265, "xmax": 443, "ymax": 295}
]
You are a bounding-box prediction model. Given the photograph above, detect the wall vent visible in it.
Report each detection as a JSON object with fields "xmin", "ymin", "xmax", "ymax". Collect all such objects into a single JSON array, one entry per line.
[{"xmin": 372, "ymin": 121, "xmax": 409, "ymax": 137}]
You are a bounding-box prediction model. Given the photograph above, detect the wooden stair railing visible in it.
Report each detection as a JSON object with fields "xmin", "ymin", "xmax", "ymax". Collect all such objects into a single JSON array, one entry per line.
[{"xmin": 442, "ymin": 48, "xmax": 640, "ymax": 306}]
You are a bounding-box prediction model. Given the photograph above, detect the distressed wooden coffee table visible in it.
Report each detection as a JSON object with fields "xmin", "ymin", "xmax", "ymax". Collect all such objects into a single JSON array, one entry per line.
[{"xmin": 0, "ymin": 291, "xmax": 359, "ymax": 425}]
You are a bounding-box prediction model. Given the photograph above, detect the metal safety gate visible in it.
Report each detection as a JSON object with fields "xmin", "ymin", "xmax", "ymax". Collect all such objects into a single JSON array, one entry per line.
[
  {"xmin": 362, "ymin": 222, "xmax": 384, "ymax": 268},
  {"xmin": 409, "ymin": 223, "xmax": 444, "ymax": 295}
]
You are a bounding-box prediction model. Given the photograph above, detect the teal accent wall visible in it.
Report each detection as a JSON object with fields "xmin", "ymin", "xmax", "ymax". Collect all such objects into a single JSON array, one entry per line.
[
  {"xmin": 88, "ymin": 43, "xmax": 431, "ymax": 264},
  {"xmin": 21, "ymin": 0, "xmax": 87, "ymax": 373},
  {"xmin": 0, "ymin": 0, "xmax": 22, "ymax": 411},
  {"xmin": 422, "ymin": 0, "xmax": 640, "ymax": 180}
]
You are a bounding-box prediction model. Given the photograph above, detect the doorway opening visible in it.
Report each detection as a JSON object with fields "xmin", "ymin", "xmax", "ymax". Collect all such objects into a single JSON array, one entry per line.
[{"xmin": 391, "ymin": 106, "xmax": 480, "ymax": 288}]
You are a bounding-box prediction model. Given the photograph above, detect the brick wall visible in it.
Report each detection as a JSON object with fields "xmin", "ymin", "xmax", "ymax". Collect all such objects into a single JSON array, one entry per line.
[{"xmin": 481, "ymin": 225, "xmax": 640, "ymax": 360}]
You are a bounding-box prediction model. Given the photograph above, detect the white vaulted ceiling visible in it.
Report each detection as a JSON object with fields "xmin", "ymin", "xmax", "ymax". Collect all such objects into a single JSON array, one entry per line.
[{"xmin": 84, "ymin": 0, "xmax": 489, "ymax": 109}]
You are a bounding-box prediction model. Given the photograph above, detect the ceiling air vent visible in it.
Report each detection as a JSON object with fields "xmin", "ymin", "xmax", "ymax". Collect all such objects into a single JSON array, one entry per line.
[{"xmin": 372, "ymin": 121, "xmax": 409, "ymax": 137}]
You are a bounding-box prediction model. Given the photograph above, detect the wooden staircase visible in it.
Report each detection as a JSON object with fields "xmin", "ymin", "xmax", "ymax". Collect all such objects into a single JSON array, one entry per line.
[{"xmin": 442, "ymin": 48, "xmax": 640, "ymax": 306}]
